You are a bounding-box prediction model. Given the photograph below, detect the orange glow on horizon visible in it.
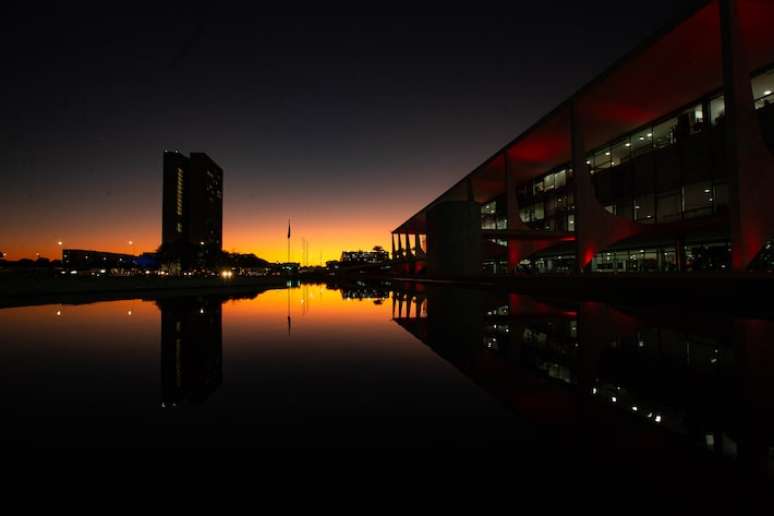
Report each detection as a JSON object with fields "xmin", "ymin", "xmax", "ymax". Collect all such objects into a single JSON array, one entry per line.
[{"xmin": 2, "ymin": 219, "xmax": 394, "ymax": 265}]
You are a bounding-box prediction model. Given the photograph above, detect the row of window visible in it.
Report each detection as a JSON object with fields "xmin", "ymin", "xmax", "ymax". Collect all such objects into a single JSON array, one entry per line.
[
  {"xmin": 591, "ymin": 242, "xmax": 731, "ymax": 273},
  {"xmin": 516, "ymin": 67, "xmax": 774, "ymax": 205}
]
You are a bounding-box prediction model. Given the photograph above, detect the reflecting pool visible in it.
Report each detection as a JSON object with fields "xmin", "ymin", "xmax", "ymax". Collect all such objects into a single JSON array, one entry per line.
[{"xmin": 2, "ymin": 281, "xmax": 773, "ymax": 480}]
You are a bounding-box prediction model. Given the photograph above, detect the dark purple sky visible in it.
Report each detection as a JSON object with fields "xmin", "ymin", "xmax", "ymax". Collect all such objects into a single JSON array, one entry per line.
[{"xmin": 1, "ymin": 3, "xmax": 707, "ymax": 262}]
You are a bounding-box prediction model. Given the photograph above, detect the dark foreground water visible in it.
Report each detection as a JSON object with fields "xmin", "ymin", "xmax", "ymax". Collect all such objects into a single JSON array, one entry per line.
[{"xmin": 1, "ymin": 281, "xmax": 773, "ymax": 478}]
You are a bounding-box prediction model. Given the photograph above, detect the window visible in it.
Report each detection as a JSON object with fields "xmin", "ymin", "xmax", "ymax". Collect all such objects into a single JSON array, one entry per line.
[
  {"xmin": 568, "ymin": 214, "xmax": 575, "ymax": 232},
  {"xmin": 661, "ymin": 248, "xmax": 678, "ymax": 272},
  {"xmin": 544, "ymin": 173, "xmax": 556, "ymax": 191},
  {"xmin": 592, "ymin": 147, "xmax": 612, "ymax": 171},
  {"xmin": 533, "ymin": 203, "xmax": 544, "ymax": 220},
  {"xmin": 752, "ymin": 70, "xmax": 774, "ymax": 109},
  {"xmin": 710, "ymin": 95, "xmax": 725, "ymax": 126},
  {"xmin": 684, "ymin": 181, "xmax": 714, "ymax": 217},
  {"xmin": 657, "ymin": 191, "xmax": 682, "ymax": 222},
  {"xmin": 652, "ymin": 118, "xmax": 676, "ymax": 149},
  {"xmin": 555, "ymin": 169, "xmax": 567, "ymax": 189},
  {"xmin": 631, "ymin": 128, "xmax": 653, "ymax": 156},
  {"xmin": 610, "ymin": 139, "xmax": 631, "ymax": 167},
  {"xmin": 634, "ymin": 195, "xmax": 655, "ymax": 222}
]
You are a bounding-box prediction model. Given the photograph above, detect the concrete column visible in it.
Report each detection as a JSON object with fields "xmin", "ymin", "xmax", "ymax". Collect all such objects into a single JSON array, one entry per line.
[
  {"xmin": 414, "ymin": 233, "xmax": 422, "ymax": 256},
  {"xmin": 720, "ymin": 0, "xmax": 774, "ymax": 271},
  {"xmin": 404, "ymin": 233, "xmax": 412, "ymax": 258},
  {"xmin": 391, "ymin": 233, "xmax": 396, "ymax": 259},
  {"xmin": 427, "ymin": 201, "xmax": 482, "ymax": 277},
  {"xmin": 398, "ymin": 233, "xmax": 404, "ymax": 257}
]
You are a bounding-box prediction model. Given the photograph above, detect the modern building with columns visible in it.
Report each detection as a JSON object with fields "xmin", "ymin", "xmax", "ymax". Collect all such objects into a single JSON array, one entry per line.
[{"xmin": 392, "ymin": 0, "xmax": 774, "ymax": 276}]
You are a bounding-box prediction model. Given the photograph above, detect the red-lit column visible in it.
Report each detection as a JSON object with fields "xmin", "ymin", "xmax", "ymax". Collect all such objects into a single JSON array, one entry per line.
[
  {"xmin": 720, "ymin": 0, "xmax": 774, "ymax": 271},
  {"xmin": 505, "ymin": 152, "xmax": 521, "ymax": 273},
  {"xmin": 571, "ymin": 100, "xmax": 641, "ymax": 273}
]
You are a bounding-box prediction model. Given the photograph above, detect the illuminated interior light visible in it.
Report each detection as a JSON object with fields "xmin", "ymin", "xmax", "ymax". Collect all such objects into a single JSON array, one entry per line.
[
  {"xmin": 654, "ymin": 415, "xmax": 662, "ymax": 423},
  {"xmin": 632, "ymin": 406, "xmax": 638, "ymax": 412},
  {"xmin": 647, "ymin": 133, "xmax": 653, "ymax": 137},
  {"xmin": 625, "ymin": 143, "xmax": 631, "ymax": 147},
  {"xmin": 765, "ymin": 90, "xmax": 772, "ymax": 96}
]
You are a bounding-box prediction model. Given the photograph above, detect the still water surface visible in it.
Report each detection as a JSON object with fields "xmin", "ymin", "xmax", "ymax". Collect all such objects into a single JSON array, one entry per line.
[
  {"xmin": 1, "ymin": 282, "xmax": 773, "ymax": 475},
  {"xmin": 0, "ymin": 284, "xmax": 525, "ymax": 448}
]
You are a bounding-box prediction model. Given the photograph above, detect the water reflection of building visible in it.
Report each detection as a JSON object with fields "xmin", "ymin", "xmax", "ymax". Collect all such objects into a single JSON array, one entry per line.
[
  {"xmin": 392, "ymin": 285, "xmax": 774, "ymax": 476},
  {"xmin": 321, "ymin": 280, "xmax": 392, "ymax": 302},
  {"xmin": 158, "ymin": 297, "xmax": 223, "ymax": 407}
]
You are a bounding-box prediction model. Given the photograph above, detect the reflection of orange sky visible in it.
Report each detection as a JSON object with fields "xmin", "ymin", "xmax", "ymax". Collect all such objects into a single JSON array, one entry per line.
[
  {"xmin": 3, "ymin": 204, "xmax": 408, "ymax": 264},
  {"xmin": 225, "ymin": 285, "xmax": 395, "ymax": 335},
  {"xmin": 0, "ymin": 286, "xmax": 422, "ymax": 356},
  {"xmin": 0, "ymin": 299, "xmax": 160, "ymax": 353}
]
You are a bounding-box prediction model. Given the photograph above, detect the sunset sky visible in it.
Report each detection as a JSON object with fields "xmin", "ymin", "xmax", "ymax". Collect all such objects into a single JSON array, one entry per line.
[{"xmin": 1, "ymin": 4, "xmax": 704, "ymax": 263}]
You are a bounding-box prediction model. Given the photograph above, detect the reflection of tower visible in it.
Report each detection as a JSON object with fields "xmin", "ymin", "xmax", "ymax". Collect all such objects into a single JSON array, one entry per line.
[{"xmin": 158, "ymin": 297, "xmax": 223, "ymax": 407}]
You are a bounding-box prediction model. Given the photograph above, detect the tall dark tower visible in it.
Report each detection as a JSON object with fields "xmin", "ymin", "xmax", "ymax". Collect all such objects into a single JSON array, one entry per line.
[{"xmin": 162, "ymin": 151, "xmax": 223, "ymax": 250}]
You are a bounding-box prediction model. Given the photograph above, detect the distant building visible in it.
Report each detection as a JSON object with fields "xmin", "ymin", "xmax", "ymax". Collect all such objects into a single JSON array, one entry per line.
[
  {"xmin": 62, "ymin": 249, "xmax": 136, "ymax": 270},
  {"xmin": 271, "ymin": 262, "xmax": 299, "ymax": 275},
  {"xmin": 162, "ymin": 151, "xmax": 223, "ymax": 251},
  {"xmin": 340, "ymin": 249, "xmax": 389, "ymax": 265}
]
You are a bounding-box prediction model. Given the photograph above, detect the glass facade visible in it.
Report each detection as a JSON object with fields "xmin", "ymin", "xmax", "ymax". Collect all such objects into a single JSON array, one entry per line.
[
  {"xmin": 468, "ymin": 65, "xmax": 774, "ymax": 275},
  {"xmin": 590, "ymin": 241, "xmax": 731, "ymax": 273},
  {"xmin": 518, "ymin": 167, "xmax": 575, "ymax": 232}
]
